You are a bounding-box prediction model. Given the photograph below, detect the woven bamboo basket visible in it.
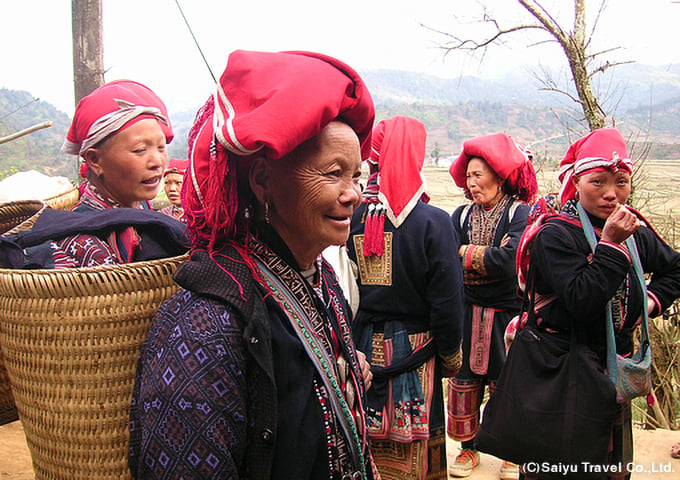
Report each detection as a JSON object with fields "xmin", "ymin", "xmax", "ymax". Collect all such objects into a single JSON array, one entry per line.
[
  {"xmin": 0, "ymin": 200, "xmax": 48, "ymax": 426},
  {"xmin": 0, "ymin": 199, "xmax": 48, "ymax": 236},
  {"xmin": 43, "ymin": 185, "xmax": 80, "ymax": 211},
  {"xmin": 0, "ymin": 253, "xmax": 188, "ymax": 479}
]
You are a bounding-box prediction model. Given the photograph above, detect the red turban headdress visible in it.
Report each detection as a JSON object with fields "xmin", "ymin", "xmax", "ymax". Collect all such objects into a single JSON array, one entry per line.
[
  {"xmin": 62, "ymin": 79, "xmax": 173, "ymax": 159},
  {"xmin": 558, "ymin": 128, "xmax": 633, "ymax": 204},
  {"xmin": 370, "ymin": 116, "xmax": 426, "ymax": 227},
  {"xmin": 164, "ymin": 158, "xmax": 188, "ymax": 177},
  {"xmin": 184, "ymin": 50, "xmax": 375, "ymax": 250},
  {"xmin": 361, "ymin": 116, "xmax": 427, "ymax": 256},
  {"xmin": 449, "ymin": 133, "xmax": 538, "ymax": 203}
]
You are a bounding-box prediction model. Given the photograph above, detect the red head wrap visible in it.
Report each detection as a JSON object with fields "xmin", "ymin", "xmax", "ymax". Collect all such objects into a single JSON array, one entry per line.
[
  {"xmin": 62, "ymin": 79, "xmax": 173, "ymax": 160},
  {"xmin": 164, "ymin": 158, "xmax": 188, "ymax": 177},
  {"xmin": 184, "ymin": 50, "xmax": 375, "ymax": 250},
  {"xmin": 370, "ymin": 116, "xmax": 426, "ymax": 226},
  {"xmin": 558, "ymin": 128, "xmax": 632, "ymax": 204},
  {"xmin": 449, "ymin": 133, "xmax": 538, "ymax": 203}
]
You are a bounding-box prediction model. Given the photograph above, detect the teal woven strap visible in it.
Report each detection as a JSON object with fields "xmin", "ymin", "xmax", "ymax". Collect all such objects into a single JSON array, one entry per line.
[{"xmin": 576, "ymin": 202, "xmax": 649, "ymax": 385}]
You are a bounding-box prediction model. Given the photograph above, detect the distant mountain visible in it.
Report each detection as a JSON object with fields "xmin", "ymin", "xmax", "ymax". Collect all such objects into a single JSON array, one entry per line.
[
  {"xmin": 360, "ymin": 63, "xmax": 680, "ymax": 112},
  {"xmin": 2, "ymin": 63, "xmax": 680, "ymax": 179},
  {"xmin": 360, "ymin": 63, "xmax": 680, "ymax": 160},
  {"xmin": 0, "ymin": 88, "xmax": 75, "ymax": 178}
]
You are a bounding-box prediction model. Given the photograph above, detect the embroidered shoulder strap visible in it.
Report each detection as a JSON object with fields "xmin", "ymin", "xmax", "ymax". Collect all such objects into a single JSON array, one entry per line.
[{"xmin": 250, "ymin": 251, "xmax": 367, "ymax": 477}]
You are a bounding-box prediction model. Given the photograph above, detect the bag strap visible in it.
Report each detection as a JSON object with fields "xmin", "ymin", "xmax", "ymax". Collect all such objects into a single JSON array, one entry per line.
[
  {"xmin": 521, "ymin": 235, "xmax": 580, "ymax": 353},
  {"xmin": 576, "ymin": 202, "xmax": 649, "ymax": 385}
]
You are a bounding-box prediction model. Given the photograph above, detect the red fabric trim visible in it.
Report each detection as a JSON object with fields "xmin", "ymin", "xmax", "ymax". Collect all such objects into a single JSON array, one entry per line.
[
  {"xmin": 599, "ymin": 240, "xmax": 632, "ymax": 262},
  {"xmin": 647, "ymin": 291, "xmax": 662, "ymax": 317}
]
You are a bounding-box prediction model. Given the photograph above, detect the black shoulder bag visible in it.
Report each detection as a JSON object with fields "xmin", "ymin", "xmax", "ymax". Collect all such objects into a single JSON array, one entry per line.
[{"xmin": 474, "ymin": 236, "xmax": 617, "ymax": 476}]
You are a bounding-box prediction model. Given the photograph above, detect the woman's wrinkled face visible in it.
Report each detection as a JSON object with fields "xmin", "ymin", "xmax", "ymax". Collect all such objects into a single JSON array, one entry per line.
[
  {"xmin": 87, "ymin": 118, "xmax": 167, "ymax": 207},
  {"xmin": 163, "ymin": 172, "xmax": 183, "ymax": 207},
  {"xmin": 465, "ymin": 156, "xmax": 504, "ymax": 207},
  {"xmin": 265, "ymin": 121, "xmax": 362, "ymax": 269},
  {"xmin": 574, "ymin": 169, "xmax": 632, "ymax": 219}
]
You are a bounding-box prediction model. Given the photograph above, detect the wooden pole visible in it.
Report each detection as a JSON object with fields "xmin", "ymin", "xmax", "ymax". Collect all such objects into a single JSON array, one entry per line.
[
  {"xmin": 0, "ymin": 121, "xmax": 53, "ymax": 146},
  {"xmin": 71, "ymin": 0, "xmax": 105, "ymax": 105}
]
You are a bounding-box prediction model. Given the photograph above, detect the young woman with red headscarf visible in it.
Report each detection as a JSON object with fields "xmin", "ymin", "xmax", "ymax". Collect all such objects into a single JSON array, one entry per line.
[
  {"xmin": 347, "ymin": 116, "xmax": 464, "ymax": 480},
  {"xmin": 129, "ymin": 50, "xmax": 379, "ymax": 480},
  {"xmin": 515, "ymin": 128, "xmax": 680, "ymax": 479},
  {"xmin": 446, "ymin": 133, "xmax": 538, "ymax": 479},
  {"xmin": 158, "ymin": 158, "xmax": 188, "ymax": 223},
  {"xmin": 56, "ymin": 79, "xmax": 176, "ymax": 266}
]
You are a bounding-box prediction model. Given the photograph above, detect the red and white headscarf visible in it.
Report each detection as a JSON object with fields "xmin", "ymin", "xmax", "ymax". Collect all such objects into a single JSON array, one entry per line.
[
  {"xmin": 62, "ymin": 79, "xmax": 173, "ymax": 159},
  {"xmin": 449, "ymin": 133, "xmax": 538, "ymax": 203},
  {"xmin": 184, "ymin": 50, "xmax": 375, "ymax": 250},
  {"xmin": 371, "ymin": 116, "xmax": 427, "ymax": 227},
  {"xmin": 164, "ymin": 158, "xmax": 188, "ymax": 177},
  {"xmin": 361, "ymin": 116, "xmax": 427, "ymax": 256},
  {"xmin": 558, "ymin": 128, "xmax": 633, "ymax": 204}
]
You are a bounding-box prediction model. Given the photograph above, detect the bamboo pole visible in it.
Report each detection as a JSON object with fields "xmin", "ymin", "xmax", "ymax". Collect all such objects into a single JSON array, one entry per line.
[{"xmin": 0, "ymin": 121, "xmax": 53, "ymax": 146}]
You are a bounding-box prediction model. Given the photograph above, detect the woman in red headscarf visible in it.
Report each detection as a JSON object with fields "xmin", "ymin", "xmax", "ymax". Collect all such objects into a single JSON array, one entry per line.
[
  {"xmin": 158, "ymin": 158, "xmax": 187, "ymax": 223},
  {"xmin": 129, "ymin": 50, "xmax": 379, "ymax": 480},
  {"xmin": 446, "ymin": 133, "xmax": 538, "ymax": 479},
  {"xmin": 514, "ymin": 128, "xmax": 680, "ymax": 479},
  {"xmin": 347, "ymin": 116, "xmax": 465, "ymax": 480},
  {"xmin": 55, "ymin": 79, "xmax": 176, "ymax": 266}
]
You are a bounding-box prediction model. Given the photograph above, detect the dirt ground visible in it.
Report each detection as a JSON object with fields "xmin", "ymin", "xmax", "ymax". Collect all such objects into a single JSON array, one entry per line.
[{"xmin": 2, "ymin": 418, "xmax": 679, "ymax": 479}]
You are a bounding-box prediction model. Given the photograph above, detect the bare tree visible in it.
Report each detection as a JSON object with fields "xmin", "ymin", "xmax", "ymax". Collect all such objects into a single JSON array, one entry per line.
[
  {"xmin": 429, "ymin": 0, "xmax": 633, "ymax": 132},
  {"xmin": 71, "ymin": 0, "xmax": 105, "ymax": 105}
]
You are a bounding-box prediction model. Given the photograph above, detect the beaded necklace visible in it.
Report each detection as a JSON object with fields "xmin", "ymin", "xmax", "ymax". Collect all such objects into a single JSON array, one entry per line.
[{"xmin": 469, "ymin": 194, "xmax": 511, "ymax": 246}]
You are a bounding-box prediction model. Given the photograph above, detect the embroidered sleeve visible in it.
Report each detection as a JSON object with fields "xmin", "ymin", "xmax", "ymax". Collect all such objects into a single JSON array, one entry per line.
[
  {"xmin": 129, "ymin": 292, "xmax": 248, "ymax": 479},
  {"xmin": 440, "ymin": 347, "xmax": 463, "ymax": 377},
  {"xmin": 55, "ymin": 233, "xmax": 121, "ymax": 267}
]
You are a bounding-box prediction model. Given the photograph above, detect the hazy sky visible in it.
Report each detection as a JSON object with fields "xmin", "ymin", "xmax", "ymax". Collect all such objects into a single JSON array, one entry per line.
[{"xmin": 2, "ymin": 0, "xmax": 679, "ymax": 116}]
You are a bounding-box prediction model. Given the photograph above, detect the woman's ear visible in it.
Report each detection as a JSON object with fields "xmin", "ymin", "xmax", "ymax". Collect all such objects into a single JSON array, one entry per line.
[
  {"xmin": 83, "ymin": 148, "xmax": 103, "ymax": 177},
  {"xmin": 248, "ymin": 156, "xmax": 270, "ymax": 204}
]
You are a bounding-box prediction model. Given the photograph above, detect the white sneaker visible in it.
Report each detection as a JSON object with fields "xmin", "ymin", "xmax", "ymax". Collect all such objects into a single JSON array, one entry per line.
[
  {"xmin": 499, "ymin": 460, "xmax": 520, "ymax": 480},
  {"xmin": 449, "ymin": 449, "xmax": 480, "ymax": 478}
]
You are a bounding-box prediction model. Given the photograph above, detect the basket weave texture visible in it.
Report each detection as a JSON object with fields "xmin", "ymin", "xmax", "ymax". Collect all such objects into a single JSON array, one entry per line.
[
  {"xmin": 43, "ymin": 185, "xmax": 80, "ymax": 211},
  {"xmin": 0, "ymin": 200, "xmax": 48, "ymax": 426},
  {"xmin": 0, "ymin": 254, "xmax": 188, "ymax": 479},
  {"xmin": 0, "ymin": 199, "xmax": 48, "ymax": 236}
]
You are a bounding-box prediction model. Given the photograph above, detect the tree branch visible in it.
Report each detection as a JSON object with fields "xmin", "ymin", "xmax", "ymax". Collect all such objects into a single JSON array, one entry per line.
[
  {"xmin": 589, "ymin": 59, "xmax": 635, "ymax": 78},
  {"xmin": 422, "ymin": 23, "xmax": 544, "ymax": 52}
]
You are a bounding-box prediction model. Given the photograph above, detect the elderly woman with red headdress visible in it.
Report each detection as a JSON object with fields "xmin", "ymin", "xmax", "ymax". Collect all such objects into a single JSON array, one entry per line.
[
  {"xmin": 158, "ymin": 158, "xmax": 188, "ymax": 223},
  {"xmin": 347, "ymin": 116, "xmax": 464, "ymax": 480},
  {"xmin": 446, "ymin": 133, "xmax": 538, "ymax": 479},
  {"xmin": 129, "ymin": 50, "xmax": 379, "ymax": 480},
  {"xmin": 513, "ymin": 128, "xmax": 680, "ymax": 480},
  {"xmin": 55, "ymin": 79, "xmax": 178, "ymax": 266}
]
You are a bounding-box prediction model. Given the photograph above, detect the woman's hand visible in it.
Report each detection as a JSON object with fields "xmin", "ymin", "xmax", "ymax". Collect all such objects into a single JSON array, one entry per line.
[
  {"xmin": 458, "ymin": 245, "xmax": 467, "ymax": 258},
  {"xmin": 601, "ymin": 203, "xmax": 640, "ymax": 244},
  {"xmin": 356, "ymin": 350, "xmax": 373, "ymax": 391}
]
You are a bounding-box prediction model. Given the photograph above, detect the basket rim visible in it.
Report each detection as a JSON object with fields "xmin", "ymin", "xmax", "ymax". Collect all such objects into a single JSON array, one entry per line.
[
  {"xmin": 0, "ymin": 198, "xmax": 48, "ymax": 209},
  {"xmin": 42, "ymin": 184, "xmax": 78, "ymax": 202},
  {"xmin": 0, "ymin": 253, "xmax": 189, "ymax": 277}
]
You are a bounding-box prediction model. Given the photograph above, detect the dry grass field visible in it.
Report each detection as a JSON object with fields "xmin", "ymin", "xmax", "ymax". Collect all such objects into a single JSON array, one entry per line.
[{"xmin": 421, "ymin": 159, "xmax": 680, "ymax": 247}]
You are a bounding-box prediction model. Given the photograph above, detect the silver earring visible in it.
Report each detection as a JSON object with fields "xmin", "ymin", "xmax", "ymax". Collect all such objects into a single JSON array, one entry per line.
[{"xmin": 264, "ymin": 201, "xmax": 271, "ymax": 224}]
